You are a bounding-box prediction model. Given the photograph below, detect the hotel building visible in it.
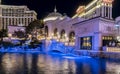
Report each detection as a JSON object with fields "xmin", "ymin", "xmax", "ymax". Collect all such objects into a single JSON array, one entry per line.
[
  {"xmin": 0, "ymin": 0, "xmax": 37, "ymax": 30},
  {"xmin": 43, "ymin": 0, "xmax": 120, "ymax": 52},
  {"xmin": 74, "ymin": 0, "xmax": 115, "ymax": 51},
  {"xmin": 73, "ymin": 0, "xmax": 113, "ymax": 20}
]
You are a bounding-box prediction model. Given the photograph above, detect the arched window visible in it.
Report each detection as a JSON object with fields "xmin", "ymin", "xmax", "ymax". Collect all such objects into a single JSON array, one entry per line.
[
  {"xmin": 60, "ymin": 29, "xmax": 65, "ymax": 39},
  {"xmin": 45, "ymin": 26, "xmax": 48, "ymax": 37},
  {"xmin": 69, "ymin": 31, "xmax": 75, "ymax": 42},
  {"xmin": 54, "ymin": 28, "xmax": 58, "ymax": 37}
]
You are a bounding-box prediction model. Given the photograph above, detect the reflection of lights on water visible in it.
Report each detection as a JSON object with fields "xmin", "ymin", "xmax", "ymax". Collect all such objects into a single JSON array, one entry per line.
[
  {"xmin": 2, "ymin": 53, "xmax": 24, "ymax": 74},
  {"xmin": 37, "ymin": 55, "xmax": 46, "ymax": 69},
  {"xmin": 106, "ymin": 62, "xmax": 120, "ymax": 74},
  {"xmin": 2, "ymin": 52, "xmax": 120, "ymax": 74},
  {"xmin": 26, "ymin": 54, "xmax": 32, "ymax": 70},
  {"xmin": 37, "ymin": 54, "xmax": 76, "ymax": 74}
]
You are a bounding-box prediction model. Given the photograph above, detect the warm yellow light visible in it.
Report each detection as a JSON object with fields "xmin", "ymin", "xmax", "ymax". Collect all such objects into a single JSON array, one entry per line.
[
  {"xmin": 8, "ymin": 33, "xmax": 12, "ymax": 37},
  {"xmin": 28, "ymin": 34, "xmax": 32, "ymax": 38},
  {"xmin": 74, "ymin": 37, "xmax": 75, "ymax": 40},
  {"xmin": 57, "ymin": 32, "xmax": 59, "ymax": 35},
  {"xmin": 65, "ymin": 34, "xmax": 67, "ymax": 37},
  {"xmin": 85, "ymin": 0, "xmax": 97, "ymax": 9},
  {"xmin": 51, "ymin": 33, "xmax": 54, "ymax": 36}
]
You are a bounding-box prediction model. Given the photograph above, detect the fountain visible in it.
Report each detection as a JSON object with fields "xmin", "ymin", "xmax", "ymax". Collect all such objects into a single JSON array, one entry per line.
[
  {"xmin": 0, "ymin": 39, "xmax": 91, "ymax": 59},
  {"xmin": 46, "ymin": 40, "xmax": 74, "ymax": 53},
  {"xmin": 0, "ymin": 38, "xmax": 43, "ymax": 53}
]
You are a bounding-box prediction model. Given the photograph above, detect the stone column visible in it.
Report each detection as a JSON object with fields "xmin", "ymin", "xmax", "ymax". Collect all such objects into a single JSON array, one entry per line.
[
  {"xmin": 0, "ymin": 17, "xmax": 2, "ymax": 29},
  {"xmin": 20, "ymin": 17, "xmax": 22, "ymax": 26},
  {"xmin": 94, "ymin": 33, "xmax": 102, "ymax": 51},
  {"xmin": 8, "ymin": 18, "xmax": 9, "ymax": 26},
  {"xmin": 23, "ymin": 18, "xmax": 25, "ymax": 26},
  {"xmin": 75, "ymin": 34, "xmax": 79, "ymax": 50},
  {"xmin": 110, "ymin": 5, "xmax": 112, "ymax": 19},
  {"xmin": 98, "ymin": 7, "xmax": 101, "ymax": 16},
  {"xmin": 104, "ymin": 5, "xmax": 106, "ymax": 17},
  {"xmin": 102, "ymin": 5, "xmax": 104, "ymax": 17}
]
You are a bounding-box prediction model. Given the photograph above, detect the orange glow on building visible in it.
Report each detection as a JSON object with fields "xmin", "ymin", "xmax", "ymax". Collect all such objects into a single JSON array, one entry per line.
[
  {"xmin": 76, "ymin": 6, "xmax": 85, "ymax": 14},
  {"xmin": 102, "ymin": 0, "xmax": 114, "ymax": 4}
]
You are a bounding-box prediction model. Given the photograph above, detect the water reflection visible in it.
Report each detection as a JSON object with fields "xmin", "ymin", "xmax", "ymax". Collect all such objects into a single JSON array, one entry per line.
[
  {"xmin": 0, "ymin": 53, "xmax": 120, "ymax": 74},
  {"xmin": 1, "ymin": 53, "xmax": 24, "ymax": 74}
]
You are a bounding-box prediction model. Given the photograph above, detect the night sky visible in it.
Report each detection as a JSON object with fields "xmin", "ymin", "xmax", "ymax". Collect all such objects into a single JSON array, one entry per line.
[{"xmin": 2, "ymin": 0, "xmax": 120, "ymax": 19}]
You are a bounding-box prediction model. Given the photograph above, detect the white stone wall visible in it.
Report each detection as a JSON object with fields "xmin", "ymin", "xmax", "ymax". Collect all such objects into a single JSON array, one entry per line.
[
  {"xmin": 99, "ymin": 18, "xmax": 115, "ymax": 34},
  {"xmin": 74, "ymin": 18, "xmax": 100, "ymax": 50},
  {"xmin": 74, "ymin": 17, "xmax": 115, "ymax": 51},
  {"xmin": 45, "ymin": 15, "xmax": 115, "ymax": 51},
  {"xmin": 45, "ymin": 17, "xmax": 81, "ymax": 39}
]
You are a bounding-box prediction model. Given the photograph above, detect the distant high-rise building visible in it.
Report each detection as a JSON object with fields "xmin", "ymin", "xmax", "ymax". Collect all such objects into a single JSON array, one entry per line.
[{"xmin": 0, "ymin": 0, "xmax": 37, "ymax": 30}]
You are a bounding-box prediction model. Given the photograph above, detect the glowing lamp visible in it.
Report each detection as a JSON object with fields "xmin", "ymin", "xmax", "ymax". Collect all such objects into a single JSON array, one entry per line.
[
  {"xmin": 57, "ymin": 32, "xmax": 59, "ymax": 35},
  {"xmin": 8, "ymin": 33, "xmax": 12, "ymax": 37},
  {"xmin": 65, "ymin": 34, "xmax": 67, "ymax": 37},
  {"xmin": 28, "ymin": 34, "xmax": 32, "ymax": 38},
  {"xmin": 74, "ymin": 37, "xmax": 75, "ymax": 40},
  {"xmin": 117, "ymin": 36, "xmax": 120, "ymax": 42},
  {"xmin": 51, "ymin": 33, "xmax": 54, "ymax": 36}
]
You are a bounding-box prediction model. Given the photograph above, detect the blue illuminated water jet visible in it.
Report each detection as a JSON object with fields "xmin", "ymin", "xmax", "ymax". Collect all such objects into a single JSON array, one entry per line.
[
  {"xmin": 47, "ymin": 40, "xmax": 74, "ymax": 54},
  {"xmin": 0, "ymin": 39, "xmax": 92, "ymax": 60}
]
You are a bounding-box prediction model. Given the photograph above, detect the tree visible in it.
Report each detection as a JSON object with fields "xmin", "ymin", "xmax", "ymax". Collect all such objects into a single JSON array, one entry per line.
[
  {"xmin": 26, "ymin": 20, "xmax": 44, "ymax": 34},
  {"xmin": 0, "ymin": 29, "xmax": 8, "ymax": 42},
  {"xmin": 14, "ymin": 30, "xmax": 25, "ymax": 38}
]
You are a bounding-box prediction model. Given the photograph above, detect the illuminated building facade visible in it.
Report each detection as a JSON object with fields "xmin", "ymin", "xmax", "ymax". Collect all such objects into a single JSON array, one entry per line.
[
  {"xmin": 0, "ymin": 0, "xmax": 37, "ymax": 30},
  {"xmin": 73, "ymin": 0, "xmax": 113, "ymax": 20},
  {"xmin": 44, "ymin": 7, "xmax": 78, "ymax": 46},
  {"xmin": 44, "ymin": 0, "xmax": 119, "ymax": 51}
]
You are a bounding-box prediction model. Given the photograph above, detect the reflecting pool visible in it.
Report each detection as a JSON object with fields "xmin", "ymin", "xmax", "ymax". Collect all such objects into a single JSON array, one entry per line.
[{"xmin": 0, "ymin": 53, "xmax": 120, "ymax": 74}]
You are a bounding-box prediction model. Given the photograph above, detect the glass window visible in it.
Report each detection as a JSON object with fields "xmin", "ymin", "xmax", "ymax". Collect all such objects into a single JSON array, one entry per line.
[{"xmin": 80, "ymin": 36, "xmax": 92, "ymax": 50}]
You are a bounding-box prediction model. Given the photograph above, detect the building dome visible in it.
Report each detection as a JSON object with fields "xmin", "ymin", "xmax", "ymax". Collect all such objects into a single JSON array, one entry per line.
[
  {"xmin": 44, "ymin": 7, "xmax": 63, "ymax": 22},
  {"xmin": 46, "ymin": 12, "xmax": 62, "ymax": 18}
]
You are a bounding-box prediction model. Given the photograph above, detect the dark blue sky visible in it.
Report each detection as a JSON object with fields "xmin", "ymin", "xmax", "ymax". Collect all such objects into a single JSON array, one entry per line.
[{"xmin": 2, "ymin": 0, "xmax": 120, "ymax": 19}]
